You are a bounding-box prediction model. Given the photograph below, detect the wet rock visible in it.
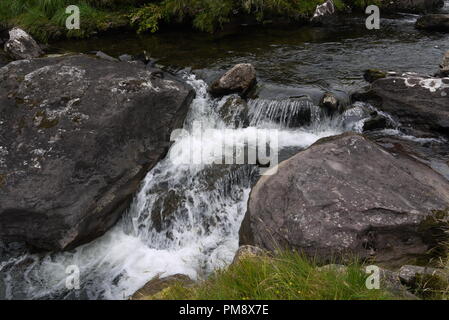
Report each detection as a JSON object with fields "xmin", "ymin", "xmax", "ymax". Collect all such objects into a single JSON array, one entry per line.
[
  {"xmin": 364, "ymin": 69, "xmax": 388, "ymax": 83},
  {"xmin": 416, "ymin": 14, "xmax": 449, "ymax": 32},
  {"xmin": 209, "ymin": 63, "xmax": 257, "ymax": 98},
  {"xmin": 231, "ymin": 245, "xmax": 266, "ymax": 265},
  {"xmin": 218, "ymin": 96, "xmax": 250, "ymax": 128},
  {"xmin": 131, "ymin": 274, "xmax": 194, "ymax": 300},
  {"xmin": 0, "ymin": 54, "xmax": 195, "ymax": 251},
  {"xmin": 311, "ymin": 0, "xmax": 336, "ymax": 23},
  {"xmin": 352, "ymin": 74, "xmax": 449, "ymax": 137},
  {"xmin": 239, "ymin": 133, "xmax": 449, "ymax": 267},
  {"xmin": 4, "ymin": 28, "xmax": 43, "ymax": 60},
  {"xmin": 319, "ymin": 92, "xmax": 339, "ymax": 114},
  {"xmin": 362, "ymin": 113, "xmax": 390, "ymax": 131},
  {"xmin": 118, "ymin": 54, "xmax": 133, "ymax": 62},
  {"xmin": 95, "ymin": 51, "xmax": 118, "ymax": 62}
]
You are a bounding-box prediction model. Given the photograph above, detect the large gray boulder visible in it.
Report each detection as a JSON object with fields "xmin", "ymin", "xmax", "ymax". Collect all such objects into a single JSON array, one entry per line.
[
  {"xmin": 352, "ymin": 73, "xmax": 449, "ymax": 137},
  {"xmin": 239, "ymin": 133, "xmax": 449, "ymax": 266},
  {"xmin": 4, "ymin": 28, "xmax": 43, "ymax": 60},
  {"xmin": 416, "ymin": 14, "xmax": 449, "ymax": 31},
  {"xmin": 0, "ymin": 54, "xmax": 194, "ymax": 251}
]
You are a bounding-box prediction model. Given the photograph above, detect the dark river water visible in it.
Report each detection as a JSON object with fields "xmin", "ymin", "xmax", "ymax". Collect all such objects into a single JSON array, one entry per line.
[{"xmin": 52, "ymin": 13, "xmax": 449, "ymax": 94}]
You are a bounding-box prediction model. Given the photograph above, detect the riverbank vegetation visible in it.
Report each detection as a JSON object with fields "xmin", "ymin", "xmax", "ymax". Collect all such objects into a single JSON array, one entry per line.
[
  {"xmin": 0, "ymin": 0, "xmax": 380, "ymax": 41},
  {"xmin": 138, "ymin": 250, "xmax": 397, "ymax": 300}
]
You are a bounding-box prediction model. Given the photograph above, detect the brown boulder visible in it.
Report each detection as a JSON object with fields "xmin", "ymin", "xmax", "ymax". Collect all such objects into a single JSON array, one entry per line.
[{"xmin": 239, "ymin": 133, "xmax": 449, "ymax": 267}]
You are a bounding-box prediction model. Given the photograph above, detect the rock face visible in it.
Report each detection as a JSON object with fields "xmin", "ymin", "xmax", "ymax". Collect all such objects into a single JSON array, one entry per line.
[
  {"xmin": 416, "ymin": 14, "xmax": 449, "ymax": 31},
  {"xmin": 209, "ymin": 64, "xmax": 256, "ymax": 97},
  {"xmin": 239, "ymin": 133, "xmax": 449, "ymax": 266},
  {"xmin": 4, "ymin": 28, "xmax": 43, "ymax": 60},
  {"xmin": 352, "ymin": 74, "xmax": 449, "ymax": 137},
  {"xmin": 0, "ymin": 54, "xmax": 195, "ymax": 251}
]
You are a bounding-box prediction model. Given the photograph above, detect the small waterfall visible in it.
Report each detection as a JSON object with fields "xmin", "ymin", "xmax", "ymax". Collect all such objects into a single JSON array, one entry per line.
[
  {"xmin": 248, "ymin": 98, "xmax": 321, "ymax": 128},
  {"xmin": 0, "ymin": 75, "xmax": 375, "ymax": 300}
]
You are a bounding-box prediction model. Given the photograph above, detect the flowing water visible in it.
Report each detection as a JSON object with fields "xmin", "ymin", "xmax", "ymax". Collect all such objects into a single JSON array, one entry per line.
[{"xmin": 1, "ymin": 12, "xmax": 449, "ymax": 299}]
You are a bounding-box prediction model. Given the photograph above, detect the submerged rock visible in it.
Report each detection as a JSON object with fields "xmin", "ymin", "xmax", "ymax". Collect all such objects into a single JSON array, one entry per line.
[
  {"xmin": 209, "ymin": 63, "xmax": 257, "ymax": 98},
  {"xmin": 0, "ymin": 54, "xmax": 195, "ymax": 251},
  {"xmin": 218, "ymin": 96, "xmax": 249, "ymax": 128},
  {"xmin": 239, "ymin": 133, "xmax": 449, "ymax": 267},
  {"xmin": 364, "ymin": 69, "xmax": 388, "ymax": 83},
  {"xmin": 319, "ymin": 92, "xmax": 339, "ymax": 114},
  {"xmin": 95, "ymin": 51, "xmax": 118, "ymax": 62},
  {"xmin": 353, "ymin": 73, "xmax": 449, "ymax": 137},
  {"xmin": 4, "ymin": 28, "xmax": 43, "ymax": 60},
  {"xmin": 362, "ymin": 113, "xmax": 391, "ymax": 132},
  {"xmin": 118, "ymin": 54, "xmax": 133, "ymax": 62},
  {"xmin": 416, "ymin": 14, "xmax": 449, "ymax": 31}
]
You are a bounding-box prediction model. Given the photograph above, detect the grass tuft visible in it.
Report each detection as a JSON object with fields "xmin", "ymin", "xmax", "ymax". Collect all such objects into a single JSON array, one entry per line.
[{"xmin": 143, "ymin": 250, "xmax": 396, "ymax": 300}]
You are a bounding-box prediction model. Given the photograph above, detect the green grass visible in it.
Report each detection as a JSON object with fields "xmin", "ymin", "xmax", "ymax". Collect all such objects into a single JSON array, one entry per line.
[
  {"xmin": 0, "ymin": 0, "xmax": 130, "ymax": 41},
  {"xmin": 144, "ymin": 250, "xmax": 396, "ymax": 300}
]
